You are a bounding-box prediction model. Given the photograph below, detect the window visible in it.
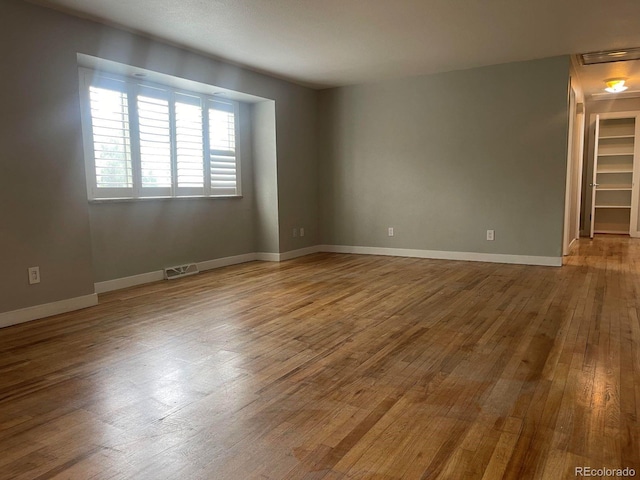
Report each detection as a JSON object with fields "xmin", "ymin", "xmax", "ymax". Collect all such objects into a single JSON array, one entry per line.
[{"xmin": 80, "ymin": 70, "xmax": 240, "ymax": 200}]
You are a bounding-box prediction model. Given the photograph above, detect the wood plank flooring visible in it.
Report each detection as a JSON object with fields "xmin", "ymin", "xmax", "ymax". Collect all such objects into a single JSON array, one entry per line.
[{"xmin": 1, "ymin": 235, "xmax": 639, "ymax": 479}]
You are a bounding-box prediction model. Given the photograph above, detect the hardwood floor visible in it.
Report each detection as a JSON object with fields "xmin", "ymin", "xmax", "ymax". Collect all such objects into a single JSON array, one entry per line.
[{"xmin": 1, "ymin": 236, "xmax": 639, "ymax": 479}]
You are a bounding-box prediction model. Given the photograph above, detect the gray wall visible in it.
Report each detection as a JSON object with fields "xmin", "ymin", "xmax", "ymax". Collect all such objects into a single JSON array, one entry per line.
[
  {"xmin": 252, "ymin": 101, "xmax": 280, "ymax": 253},
  {"xmin": 318, "ymin": 56, "xmax": 571, "ymax": 258},
  {"xmin": 273, "ymin": 93, "xmax": 320, "ymax": 252},
  {"xmin": 0, "ymin": 0, "xmax": 572, "ymax": 317},
  {"xmin": 90, "ymin": 103, "xmax": 255, "ymax": 282},
  {"xmin": 0, "ymin": 0, "xmax": 318, "ymax": 313}
]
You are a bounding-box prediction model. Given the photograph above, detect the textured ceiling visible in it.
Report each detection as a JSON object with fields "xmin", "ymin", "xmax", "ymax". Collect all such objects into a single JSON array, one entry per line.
[{"xmin": 25, "ymin": 0, "xmax": 640, "ymax": 90}]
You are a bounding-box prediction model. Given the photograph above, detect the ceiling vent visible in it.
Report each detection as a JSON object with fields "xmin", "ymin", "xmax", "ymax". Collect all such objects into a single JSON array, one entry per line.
[{"xmin": 581, "ymin": 48, "xmax": 640, "ymax": 65}]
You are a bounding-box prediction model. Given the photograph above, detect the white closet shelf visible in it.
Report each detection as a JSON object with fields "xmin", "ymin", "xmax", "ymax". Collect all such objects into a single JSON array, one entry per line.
[{"xmin": 591, "ymin": 112, "xmax": 639, "ymax": 238}]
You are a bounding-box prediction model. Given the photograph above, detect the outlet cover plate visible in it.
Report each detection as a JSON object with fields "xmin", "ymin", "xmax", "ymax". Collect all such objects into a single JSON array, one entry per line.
[{"xmin": 28, "ymin": 266, "xmax": 40, "ymax": 284}]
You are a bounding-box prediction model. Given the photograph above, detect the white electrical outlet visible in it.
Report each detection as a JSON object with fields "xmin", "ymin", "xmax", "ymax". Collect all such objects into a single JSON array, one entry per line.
[
  {"xmin": 486, "ymin": 230, "xmax": 495, "ymax": 241},
  {"xmin": 293, "ymin": 228, "xmax": 298, "ymax": 237},
  {"xmin": 28, "ymin": 266, "xmax": 40, "ymax": 285},
  {"xmin": 300, "ymin": 227, "xmax": 305, "ymax": 237},
  {"xmin": 388, "ymin": 227, "xmax": 394, "ymax": 237}
]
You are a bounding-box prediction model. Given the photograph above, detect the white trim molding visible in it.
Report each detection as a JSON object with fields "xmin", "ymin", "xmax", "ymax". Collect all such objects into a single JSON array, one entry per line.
[
  {"xmin": 95, "ymin": 245, "xmax": 561, "ymax": 297},
  {"xmin": 95, "ymin": 248, "xmax": 322, "ymax": 294},
  {"xmin": 255, "ymin": 252, "xmax": 281, "ymax": 262},
  {"xmin": 279, "ymin": 246, "xmax": 321, "ymax": 261},
  {"xmin": 94, "ymin": 248, "xmax": 322, "ymax": 295},
  {"xmin": 0, "ymin": 294, "xmax": 98, "ymax": 329},
  {"xmin": 95, "ymin": 271, "xmax": 165, "ymax": 294},
  {"xmin": 95, "ymin": 252, "xmax": 260, "ymax": 294},
  {"xmin": 256, "ymin": 246, "xmax": 321, "ymax": 262},
  {"xmin": 318, "ymin": 245, "xmax": 562, "ymax": 267},
  {"xmin": 197, "ymin": 252, "xmax": 258, "ymax": 271}
]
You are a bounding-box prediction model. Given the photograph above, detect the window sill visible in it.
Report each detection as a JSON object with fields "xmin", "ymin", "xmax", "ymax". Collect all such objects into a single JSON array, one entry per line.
[{"xmin": 89, "ymin": 195, "xmax": 243, "ymax": 204}]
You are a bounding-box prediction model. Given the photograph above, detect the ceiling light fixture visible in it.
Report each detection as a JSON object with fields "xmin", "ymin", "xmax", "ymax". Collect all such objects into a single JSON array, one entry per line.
[{"xmin": 605, "ymin": 79, "xmax": 628, "ymax": 93}]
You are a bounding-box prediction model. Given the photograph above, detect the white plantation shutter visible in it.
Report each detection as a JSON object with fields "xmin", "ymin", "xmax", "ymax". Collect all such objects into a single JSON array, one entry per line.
[
  {"xmin": 175, "ymin": 93, "xmax": 204, "ymax": 192},
  {"xmin": 88, "ymin": 79, "xmax": 133, "ymax": 195},
  {"xmin": 137, "ymin": 86, "xmax": 172, "ymax": 192},
  {"xmin": 81, "ymin": 69, "xmax": 241, "ymax": 200},
  {"xmin": 209, "ymin": 100, "xmax": 238, "ymax": 196}
]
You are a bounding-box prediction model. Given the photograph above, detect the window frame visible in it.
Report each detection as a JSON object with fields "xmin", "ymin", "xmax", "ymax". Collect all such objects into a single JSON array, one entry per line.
[{"xmin": 78, "ymin": 68, "xmax": 242, "ymax": 201}]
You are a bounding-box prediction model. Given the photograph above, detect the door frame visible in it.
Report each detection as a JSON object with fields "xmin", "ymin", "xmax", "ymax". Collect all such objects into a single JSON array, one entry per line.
[
  {"xmin": 588, "ymin": 110, "xmax": 640, "ymax": 238},
  {"xmin": 563, "ymin": 86, "xmax": 585, "ymax": 254}
]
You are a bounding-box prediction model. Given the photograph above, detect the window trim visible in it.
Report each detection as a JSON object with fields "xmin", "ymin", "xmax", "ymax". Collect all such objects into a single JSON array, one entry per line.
[{"xmin": 78, "ymin": 67, "xmax": 242, "ymax": 201}]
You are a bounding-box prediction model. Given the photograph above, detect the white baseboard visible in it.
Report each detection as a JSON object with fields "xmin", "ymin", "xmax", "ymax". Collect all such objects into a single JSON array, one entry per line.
[
  {"xmin": 255, "ymin": 252, "xmax": 281, "ymax": 262},
  {"xmin": 318, "ymin": 245, "xmax": 562, "ymax": 267},
  {"xmin": 0, "ymin": 294, "xmax": 98, "ymax": 329},
  {"xmin": 256, "ymin": 246, "xmax": 321, "ymax": 262},
  {"xmin": 1, "ymin": 253, "xmax": 263, "ymax": 329},
  {"xmin": 279, "ymin": 245, "xmax": 321, "ymax": 261},
  {"xmin": 198, "ymin": 252, "xmax": 258, "ymax": 271},
  {"xmin": 95, "ymin": 253, "xmax": 261, "ymax": 294},
  {"xmin": 95, "ymin": 270, "xmax": 165, "ymax": 294},
  {"xmin": 94, "ymin": 247, "xmax": 321, "ymax": 295}
]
